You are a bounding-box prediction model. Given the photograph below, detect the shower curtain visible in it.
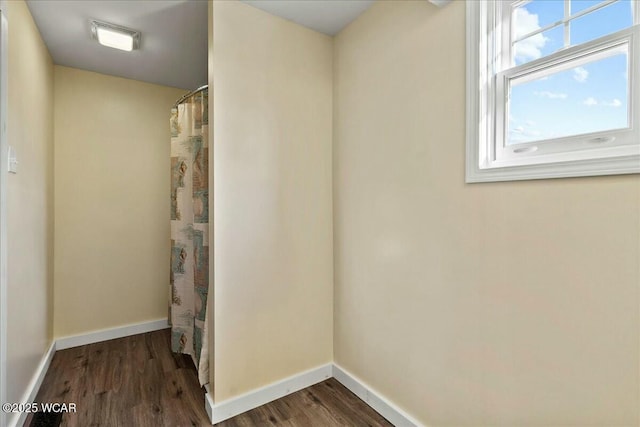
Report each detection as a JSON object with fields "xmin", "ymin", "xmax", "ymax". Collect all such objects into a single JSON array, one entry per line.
[{"xmin": 169, "ymin": 88, "xmax": 209, "ymax": 386}]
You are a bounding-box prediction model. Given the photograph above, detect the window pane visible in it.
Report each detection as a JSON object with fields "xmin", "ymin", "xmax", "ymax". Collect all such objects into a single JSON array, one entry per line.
[
  {"xmin": 571, "ymin": 0, "xmax": 633, "ymax": 46},
  {"xmin": 513, "ymin": 0, "xmax": 564, "ymax": 37},
  {"xmin": 571, "ymin": 0, "xmax": 607, "ymax": 15},
  {"xmin": 513, "ymin": 26, "xmax": 563, "ymax": 66},
  {"xmin": 507, "ymin": 51, "xmax": 628, "ymax": 145}
]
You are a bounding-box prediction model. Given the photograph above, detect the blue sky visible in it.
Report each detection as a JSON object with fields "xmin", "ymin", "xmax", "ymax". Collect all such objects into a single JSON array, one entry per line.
[{"xmin": 507, "ymin": 0, "xmax": 633, "ymax": 144}]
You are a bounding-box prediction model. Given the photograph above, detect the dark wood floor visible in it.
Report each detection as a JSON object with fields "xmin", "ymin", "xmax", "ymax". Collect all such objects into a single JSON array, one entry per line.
[
  {"xmin": 216, "ymin": 378, "xmax": 393, "ymax": 427},
  {"xmin": 27, "ymin": 329, "xmax": 210, "ymax": 426},
  {"xmin": 29, "ymin": 329, "xmax": 393, "ymax": 427}
]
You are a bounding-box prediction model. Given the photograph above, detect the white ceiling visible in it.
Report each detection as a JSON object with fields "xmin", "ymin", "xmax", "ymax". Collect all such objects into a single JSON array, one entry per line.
[
  {"xmin": 25, "ymin": 0, "xmax": 377, "ymax": 90},
  {"xmin": 26, "ymin": 0, "xmax": 208, "ymax": 90},
  {"xmin": 241, "ymin": 0, "xmax": 375, "ymax": 36}
]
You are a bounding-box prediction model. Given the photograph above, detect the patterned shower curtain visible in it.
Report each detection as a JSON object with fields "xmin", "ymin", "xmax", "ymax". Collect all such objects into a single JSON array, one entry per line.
[{"xmin": 169, "ymin": 88, "xmax": 209, "ymax": 386}]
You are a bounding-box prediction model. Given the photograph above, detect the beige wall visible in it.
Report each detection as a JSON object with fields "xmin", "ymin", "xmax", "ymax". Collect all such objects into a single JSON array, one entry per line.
[
  {"xmin": 333, "ymin": 1, "xmax": 640, "ymax": 426},
  {"xmin": 6, "ymin": 0, "xmax": 54, "ymax": 409},
  {"xmin": 212, "ymin": 0, "xmax": 333, "ymax": 401},
  {"xmin": 53, "ymin": 66, "xmax": 186, "ymax": 337}
]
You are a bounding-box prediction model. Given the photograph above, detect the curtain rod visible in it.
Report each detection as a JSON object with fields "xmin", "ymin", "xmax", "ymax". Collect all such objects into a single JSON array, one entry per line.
[{"xmin": 173, "ymin": 84, "xmax": 208, "ymax": 108}]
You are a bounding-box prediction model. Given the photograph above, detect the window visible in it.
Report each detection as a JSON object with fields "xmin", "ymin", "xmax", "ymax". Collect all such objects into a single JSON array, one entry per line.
[{"xmin": 466, "ymin": 0, "xmax": 640, "ymax": 182}]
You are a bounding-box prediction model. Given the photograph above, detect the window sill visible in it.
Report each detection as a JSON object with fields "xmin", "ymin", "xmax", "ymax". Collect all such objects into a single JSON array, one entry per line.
[{"xmin": 465, "ymin": 154, "xmax": 640, "ymax": 183}]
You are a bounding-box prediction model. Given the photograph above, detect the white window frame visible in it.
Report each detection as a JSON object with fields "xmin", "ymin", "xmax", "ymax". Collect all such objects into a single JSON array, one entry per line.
[{"xmin": 466, "ymin": 0, "xmax": 640, "ymax": 182}]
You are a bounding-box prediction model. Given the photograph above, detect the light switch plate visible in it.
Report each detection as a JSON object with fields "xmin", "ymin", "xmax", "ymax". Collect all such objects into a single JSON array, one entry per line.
[{"xmin": 8, "ymin": 145, "xmax": 17, "ymax": 174}]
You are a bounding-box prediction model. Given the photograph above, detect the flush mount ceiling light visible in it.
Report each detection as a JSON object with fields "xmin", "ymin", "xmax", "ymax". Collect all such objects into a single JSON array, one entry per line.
[{"xmin": 90, "ymin": 20, "xmax": 140, "ymax": 52}]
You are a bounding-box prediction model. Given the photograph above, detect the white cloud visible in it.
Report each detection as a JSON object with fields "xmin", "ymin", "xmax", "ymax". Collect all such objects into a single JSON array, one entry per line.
[
  {"xmin": 509, "ymin": 124, "xmax": 543, "ymax": 143},
  {"xmin": 602, "ymin": 99, "xmax": 622, "ymax": 108},
  {"xmin": 573, "ymin": 67, "xmax": 588, "ymax": 83},
  {"xmin": 583, "ymin": 98, "xmax": 623, "ymax": 107},
  {"xmin": 513, "ymin": 8, "xmax": 548, "ymax": 63},
  {"xmin": 583, "ymin": 97, "xmax": 598, "ymax": 106},
  {"xmin": 535, "ymin": 91, "xmax": 567, "ymax": 99}
]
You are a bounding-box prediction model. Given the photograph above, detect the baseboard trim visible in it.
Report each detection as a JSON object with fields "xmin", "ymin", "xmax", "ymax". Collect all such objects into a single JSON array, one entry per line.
[
  {"xmin": 14, "ymin": 329, "xmax": 419, "ymax": 427},
  {"xmin": 211, "ymin": 363, "xmax": 332, "ymax": 424},
  {"xmin": 55, "ymin": 318, "xmax": 169, "ymax": 350},
  {"xmin": 332, "ymin": 363, "xmax": 422, "ymax": 427},
  {"xmin": 204, "ymin": 389, "xmax": 214, "ymax": 424},
  {"xmin": 9, "ymin": 341, "xmax": 56, "ymax": 427}
]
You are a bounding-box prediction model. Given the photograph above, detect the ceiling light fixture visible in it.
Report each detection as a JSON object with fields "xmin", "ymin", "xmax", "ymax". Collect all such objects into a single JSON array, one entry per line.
[{"xmin": 91, "ymin": 20, "xmax": 140, "ymax": 52}]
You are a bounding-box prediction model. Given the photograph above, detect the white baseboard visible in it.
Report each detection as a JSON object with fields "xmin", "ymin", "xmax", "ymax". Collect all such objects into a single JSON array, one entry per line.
[
  {"xmin": 55, "ymin": 318, "xmax": 169, "ymax": 350},
  {"xmin": 332, "ymin": 363, "xmax": 422, "ymax": 427},
  {"xmin": 204, "ymin": 390, "xmax": 214, "ymax": 424},
  {"xmin": 203, "ymin": 383, "xmax": 213, "ymax": 423},
  {"xmin": 12, "ymin": 327, "xmax": 421, "ymax": 427},
  {"xmin": 211, "ymin": 363, "xmax": 332, "ymax": 424},
  {"xmin": 8, "ymin": 341, "xmax": 56, "ymax": 427}
]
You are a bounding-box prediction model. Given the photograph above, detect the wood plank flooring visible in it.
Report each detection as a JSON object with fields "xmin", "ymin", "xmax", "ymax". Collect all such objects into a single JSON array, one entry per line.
[
  {"xmin": 215, "ymin": 378, "xmax": 393, "ymax": 427},
  {"xmin": 27, "ymin": 329, "xmax": 210, "ymax": 426},
  {"xmin": 28, "ymin": 329, "xmax": 394, "ymax": 426}
]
